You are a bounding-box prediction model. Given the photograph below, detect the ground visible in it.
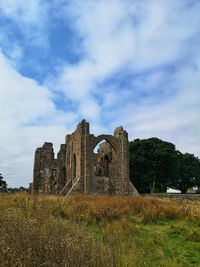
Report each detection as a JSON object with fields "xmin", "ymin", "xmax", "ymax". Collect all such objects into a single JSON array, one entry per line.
[{"xmin": 0, "ymin": 194, "xmax": 200, "ymax": 267}]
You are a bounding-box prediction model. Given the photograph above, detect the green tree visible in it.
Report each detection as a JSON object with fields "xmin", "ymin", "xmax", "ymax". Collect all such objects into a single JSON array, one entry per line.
[
  {"xmin": 129, "ymin": 138, "xmax": 179, "ymax": 194},
  {"xmin": 0, "ymin": 173, "xmax": 7, "ymax": 191},
  {"xmin": 168, "ymin": 153, "xmax": 200, "ymax": 193}
]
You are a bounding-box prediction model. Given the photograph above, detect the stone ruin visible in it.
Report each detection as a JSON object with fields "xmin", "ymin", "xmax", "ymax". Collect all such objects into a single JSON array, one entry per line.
[{"xmin": 32, "ymin": 120, "xmax": 137, "ymax": 195}]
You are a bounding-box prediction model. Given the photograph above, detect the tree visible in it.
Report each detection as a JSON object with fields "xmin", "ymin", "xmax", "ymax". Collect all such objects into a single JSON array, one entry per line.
[
  {"xmin": 0, "ymin": 173, "xmax": 7, "ymax": 191},
  {"xmin": 168, "ymin": 153, "xmax": 200, "ymax": 194},
  {"xmin": 129, "ymin": 138, "xmax": 179, "ymax": 194}
]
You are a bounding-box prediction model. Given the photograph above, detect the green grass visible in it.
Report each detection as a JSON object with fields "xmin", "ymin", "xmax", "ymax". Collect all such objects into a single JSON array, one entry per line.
[{"xmin": 0, "ymin": 194, "xmax": 200, "ymax": 266}]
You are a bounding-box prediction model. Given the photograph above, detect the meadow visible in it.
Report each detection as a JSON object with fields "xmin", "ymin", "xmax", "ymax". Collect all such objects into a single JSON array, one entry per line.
[{"xmin": 0, "ymin": 194, "xmax": 200, "ymax": 267}]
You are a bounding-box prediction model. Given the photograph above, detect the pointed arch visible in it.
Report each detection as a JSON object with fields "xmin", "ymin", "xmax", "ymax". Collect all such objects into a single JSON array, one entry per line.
[
  {"xmin": 92, "ymin": 135, "xmax": 119, "ymax": 152},
  {"xmin": 93, "ymin": 139, "xmax": 113, "ymax": 177}
]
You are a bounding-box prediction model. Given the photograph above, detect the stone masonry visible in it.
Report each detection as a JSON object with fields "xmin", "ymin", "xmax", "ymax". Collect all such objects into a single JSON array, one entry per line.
[{"xmin": 32, "ymin": 120, "xmax": 137, "ymax": 195}]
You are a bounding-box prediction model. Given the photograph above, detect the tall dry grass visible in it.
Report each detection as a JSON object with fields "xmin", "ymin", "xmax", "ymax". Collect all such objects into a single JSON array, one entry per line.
[
  {"xmin": 1, "ymin": 193, "xmax": 199, "ymax": 223},
  {"xmin": 58, "ymin": 194, "xmax": 200, "ymax": 223},
  {"xmin": 0, "ymin": 210, "xmax": 118, "ymax": 267}
]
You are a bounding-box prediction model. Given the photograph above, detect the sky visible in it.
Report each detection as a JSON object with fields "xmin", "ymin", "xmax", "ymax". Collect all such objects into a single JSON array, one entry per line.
[{"xmin": 0, "ymin": 0, "xmax": 200, "ymax": 187}]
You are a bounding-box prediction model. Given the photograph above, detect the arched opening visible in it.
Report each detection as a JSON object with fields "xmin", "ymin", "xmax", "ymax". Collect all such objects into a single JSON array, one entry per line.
[
  {"xmin": 93, "ymin": 139, "xmax": 113, "ymax": 177},
  {"xmin": 92, "ymin": 135, "xmax": 116, "ymax": 152},
  {"xmin": 73, "ymin": 154, "xmax": 76, "ymax": 179}
]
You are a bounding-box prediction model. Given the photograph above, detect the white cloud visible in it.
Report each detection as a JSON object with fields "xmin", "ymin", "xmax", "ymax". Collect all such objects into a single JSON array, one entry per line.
[
  {"xmin": 62, "ymin": 0, "xmax": 200, "ymax": 71},
  {"xmin": 78, "ymin": 97, "xmax": 101, "ymax": 120},
  {"xmin": 54, "ymin": 0, "xmax": 200, "ymax": 108},
  {"xmin": 49, "ymin": 1, "xmax": 200, "ymax": 158},
  {"xmin": 0, "ymin": 52, "xmax": 76, "ymax": 187},
  {"xmin": 113, "ymin": 56, "xmax": 200, "ymax": 157},
  {"xmin": 0, "ymin": 0, "xmax": 49, "ymax": 60},
  {"xmin": 0, "ymin": 0, "xmax": 43, "ymax": 24}
]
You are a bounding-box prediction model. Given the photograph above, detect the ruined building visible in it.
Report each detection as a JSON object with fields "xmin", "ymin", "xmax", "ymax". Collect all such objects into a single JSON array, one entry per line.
[{"xmin": 33, "ymin": 120, "xmax": 137, "ymax": 195}]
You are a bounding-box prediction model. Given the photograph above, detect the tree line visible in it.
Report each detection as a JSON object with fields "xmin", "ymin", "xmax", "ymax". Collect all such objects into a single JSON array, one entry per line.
[
  {"xmin": 0, "ymin": 173, "xmax": 7, "ymax": 192},
  {"xmin": 129, "ymin": 138, "xmax": 200, "ymax": 194}
]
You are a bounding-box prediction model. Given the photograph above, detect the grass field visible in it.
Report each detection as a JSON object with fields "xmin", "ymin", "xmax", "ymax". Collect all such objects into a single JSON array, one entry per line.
[{"xmin": 0, "ymin": 194, "xmax": 200, "ymax": 267}]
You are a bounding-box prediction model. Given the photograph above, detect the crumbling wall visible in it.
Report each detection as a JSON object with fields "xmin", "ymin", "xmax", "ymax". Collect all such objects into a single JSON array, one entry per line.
[
  {"xmin": 57, "ymin": 144, "xmax": 67, "ymax": 192},
  {"xmin": 33, "ymin": 142, "xmax": 57, "ymax": 193},
  {"xmin": 65, "ymin": 120, "xmax": 90, "ymax": 193},
  {"xmin": 32, "ymin": 120, "xmax": 137, "ymax": 195},
  {"xmin": 64, "ymin": 120, "xmax": 137, "ymax": 195}
]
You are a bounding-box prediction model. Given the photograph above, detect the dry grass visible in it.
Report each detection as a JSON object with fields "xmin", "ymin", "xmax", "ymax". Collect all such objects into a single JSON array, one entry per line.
[
  {"xmin": 0, "ymin": 210, "xmax": 117, "ymax": 267},
  {"xmin": 58, "ymin": 194, "xmax": 200, "ymax": 223},
  {"xmin": 0, "ymin": 194, "xmax": 200, "ymax": 267}
]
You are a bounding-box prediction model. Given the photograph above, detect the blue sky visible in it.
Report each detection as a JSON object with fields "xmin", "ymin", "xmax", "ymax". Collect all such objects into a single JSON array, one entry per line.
[{"xmin": 0, "ymin": 0, "xmax": 200, "ymax": 187}]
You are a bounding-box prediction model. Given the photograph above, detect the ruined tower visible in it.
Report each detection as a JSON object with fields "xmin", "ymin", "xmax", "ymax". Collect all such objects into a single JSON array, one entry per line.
[{"xmin": 33, "ymin": 142, "xmax": 57, "ymax": 193}]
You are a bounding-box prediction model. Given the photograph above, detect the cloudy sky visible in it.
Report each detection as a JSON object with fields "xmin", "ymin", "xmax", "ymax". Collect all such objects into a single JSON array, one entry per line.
[{"xmin": 0, "ymin": 0, "xmax": 200, "ymax": 187}]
